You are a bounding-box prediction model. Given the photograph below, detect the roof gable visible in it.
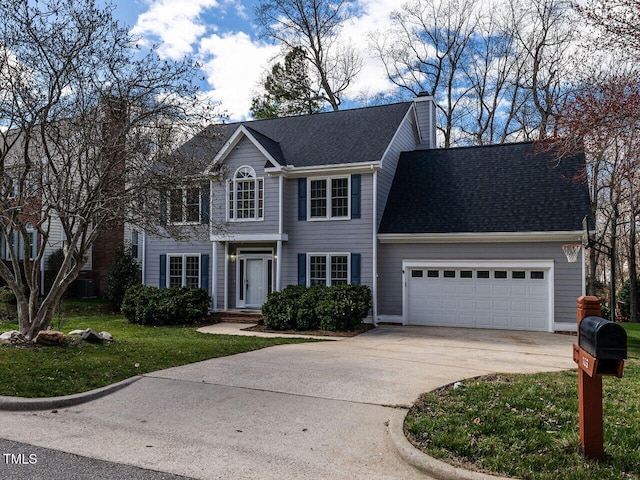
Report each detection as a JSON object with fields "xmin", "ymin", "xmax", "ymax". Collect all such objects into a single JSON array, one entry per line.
[
  {"xmin": 178, "ymin": 102, "xmax": 414, "ymax": 174},
  {"xmin": 379, "ymin": 142, "xmax": 591, "ymax": 234}
]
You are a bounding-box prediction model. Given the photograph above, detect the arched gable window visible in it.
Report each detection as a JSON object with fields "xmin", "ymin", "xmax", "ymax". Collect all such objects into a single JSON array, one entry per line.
[{"xmin": 228, "ymin": 166, "xmax": 263, "ymax": 221}]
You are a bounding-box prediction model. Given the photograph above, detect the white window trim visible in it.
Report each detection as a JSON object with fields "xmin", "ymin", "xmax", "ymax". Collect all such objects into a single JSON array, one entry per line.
[
  {"xmin": 307, "ymin": 175, "xmax": 351, "ymax": 221},
  {"xmin": 169, "ymin": 186, "xmax": 201, "ymax": 225},
  {"xmin": 228, "ymin": 166, "xmax": 264, "ymax": 222},
  {"xmin": 166, "ymin": 253, "xmax": 202, "ymax": 288},
  {"xmin": 306, "ymin": 252, "xmax": 351, "ymax": 287}
]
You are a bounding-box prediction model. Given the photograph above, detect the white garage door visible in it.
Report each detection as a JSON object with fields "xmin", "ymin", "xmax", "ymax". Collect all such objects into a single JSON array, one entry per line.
[{"xmin": 406, "ymin": 265, "xmax": 550, "ymax": 331}]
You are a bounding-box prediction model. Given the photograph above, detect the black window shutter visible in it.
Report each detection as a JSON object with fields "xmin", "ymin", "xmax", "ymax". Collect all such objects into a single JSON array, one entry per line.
[
  {"xmin": 201, "ymin": 254, "xmax": 209, "ymax": 291},
  {"xmin": 351, "ymin": 253, "xmax": 361, "ymax": 284},
  {"xmin": 159, "ymin": 254, "xmax": 167, "ymax": 288},
  {"xmin": 298, "ymin": 253, "xmax": 306, "ymax": 285},
  {"xmin": 298, "ymin": 178, "xmax": 307, "ymax": 221},
  {"xmin": 201, "ymin": 184, "xmax": 210, "ymax": 224},
  {"xmin": 351, "ymin": 174, "xmax": 361, "ymax": 219},
  {"xmin": 159, "ymin": 189, "xmax": 168, "ymax": 225}
]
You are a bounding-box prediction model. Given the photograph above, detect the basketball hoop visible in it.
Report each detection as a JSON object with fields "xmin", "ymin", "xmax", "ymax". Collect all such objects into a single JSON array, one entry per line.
[{"xmin": 562, "ymin": 243, "xmax": 582, "ymax": 263}]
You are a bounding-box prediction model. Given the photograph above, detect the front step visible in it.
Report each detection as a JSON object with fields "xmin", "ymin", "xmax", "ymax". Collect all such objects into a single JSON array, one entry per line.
[{"xmin": 210, "ymin": 310, "xmax": 264, "ymax": 324}]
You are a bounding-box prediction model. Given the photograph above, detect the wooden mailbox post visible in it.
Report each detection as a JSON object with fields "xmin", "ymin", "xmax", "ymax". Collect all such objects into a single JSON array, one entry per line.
[{"xmin": 573, "ymin": 296, "xmax": 627, "ymax": 461}]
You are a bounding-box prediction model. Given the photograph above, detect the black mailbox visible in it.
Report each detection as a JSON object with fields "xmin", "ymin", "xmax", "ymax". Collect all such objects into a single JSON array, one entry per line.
[{"xmin": 579, "ymin": 316, "xmax": 627, "ymax": 360}]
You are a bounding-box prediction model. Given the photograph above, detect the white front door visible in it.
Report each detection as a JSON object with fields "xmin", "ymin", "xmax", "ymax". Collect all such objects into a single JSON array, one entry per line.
[
  {"xmin": 238, "ymin": 254, "xmax": 273, "ymax": 308},
  {"xmin": 246, "ymin": 258, "xmax": 266, "ymax": 306}
]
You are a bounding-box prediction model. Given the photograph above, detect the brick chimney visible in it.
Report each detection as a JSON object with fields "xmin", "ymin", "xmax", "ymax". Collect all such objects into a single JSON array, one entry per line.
[{"xmin": 413, "ymin": 92, "xmax": 437, "ymax": 149}]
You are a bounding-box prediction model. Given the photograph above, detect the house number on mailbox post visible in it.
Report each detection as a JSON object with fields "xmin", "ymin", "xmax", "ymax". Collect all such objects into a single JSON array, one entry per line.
[{"xmin": 573, "ymin": 296, "xmax": 627, "ymax": 461}]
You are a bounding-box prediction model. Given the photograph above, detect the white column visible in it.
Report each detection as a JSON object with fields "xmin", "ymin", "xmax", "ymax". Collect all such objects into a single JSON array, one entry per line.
[
  {"xmin": 277, "ymin": 174, "xmax": 284, "ymax": 292},
  {"xmin": 276, "ymin": 240, "xmax": 282, "ymax": 291},
  {"xmin": 223, "ymin": 242, "xmax": 229, "ymax": 311},
  {"xmin": 372, "ymin": 169, "xmax": 378, "ymax": 325},
  {"xmin": 212, "ymin": 241, "xmax": 217, "ymax": 311}
]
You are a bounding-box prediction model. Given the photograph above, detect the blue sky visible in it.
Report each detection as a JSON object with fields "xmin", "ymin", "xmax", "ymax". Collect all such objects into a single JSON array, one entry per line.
[{"xmin": 108, "ymin": 0, "xmax": 400, "ymax": 121}]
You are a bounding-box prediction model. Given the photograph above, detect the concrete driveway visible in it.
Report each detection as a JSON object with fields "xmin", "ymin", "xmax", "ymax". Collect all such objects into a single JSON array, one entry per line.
[{"xmin": 0, "ymin": 325, "xmax": 575, "ymax": 480}]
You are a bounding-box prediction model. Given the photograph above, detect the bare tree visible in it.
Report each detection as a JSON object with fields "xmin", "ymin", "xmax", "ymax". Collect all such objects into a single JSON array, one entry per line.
[
  {"xmin": 372, "ymin": 0, "xmax": 478, "ymax": 147},
  {"xmin": 0, "ymin": 0, "xmax": 219, "ymax": 339},
  {"xmin": 254, "ymin": 0, "xmax": 362, "ymax": 111},
  {"xmin": 507, "ymin": 0, "xmax": 577, "ymax": 140},
  {"xmin": 372, "ymin": 0, "xmax": 578, "ymax": 146},
  {"xmin": 579, "ymin": 0, "xmax": 640, "ymax": 57},
  {"xmin": 546, "ymin": 70, "xmax": 640, "ymax": 320}
]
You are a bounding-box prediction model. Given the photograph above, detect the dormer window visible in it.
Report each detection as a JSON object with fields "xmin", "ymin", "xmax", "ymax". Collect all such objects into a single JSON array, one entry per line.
[{"xmin": 229, "ymin": 166, "xmax": 263, "ymax": 221}]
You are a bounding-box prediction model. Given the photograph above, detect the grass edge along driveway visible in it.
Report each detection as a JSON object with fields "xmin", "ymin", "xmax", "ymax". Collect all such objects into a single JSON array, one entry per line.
[
  {"xmin": 0, "ymin": 312, "xmax": 316, "ymax": 398},
  {"xmin": 405, "ymin": 322, "xmax": 640, "ymax": 480}
]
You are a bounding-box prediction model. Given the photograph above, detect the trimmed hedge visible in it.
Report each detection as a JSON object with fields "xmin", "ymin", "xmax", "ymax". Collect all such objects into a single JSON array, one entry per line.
[
  {"xmin": 121, "ymin": 284, "xmax": 211, "ymax": 326},
  {"xmin": 262, "ymin": 285, "xmax": 307, "ymax": 331},
  {"xmin": 262, "ymin": 283, "xmax": 372, "ymax": 331}
]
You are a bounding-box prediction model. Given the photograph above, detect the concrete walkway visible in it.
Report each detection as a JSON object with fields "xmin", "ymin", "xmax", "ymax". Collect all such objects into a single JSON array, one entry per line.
[{"xmin": 0, "ymin": 325, "xmax": 576, "ymax": 480}]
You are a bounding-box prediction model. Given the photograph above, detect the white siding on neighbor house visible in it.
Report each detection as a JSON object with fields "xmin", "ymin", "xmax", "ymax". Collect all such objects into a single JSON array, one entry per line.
[
  {"xmin": 210, "ymin": 137, "xmax": 280, "ymax": 236},
  {"xmin": 377, "ymin": 241, "xmax": 582, "ymax": 327},
  {"xmin": 376, "ymin": 111, "xmax": 419, "ymax": 228},
  {"xmin": 43, "ymin": 216, "xmax": 92, "ymax": 271}
]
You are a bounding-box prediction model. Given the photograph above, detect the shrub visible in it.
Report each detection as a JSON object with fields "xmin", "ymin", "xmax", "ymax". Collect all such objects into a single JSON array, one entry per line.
[
  {"xmin": 295, "ymin": 285, "xmax": 327, "ymax": 330},
  {"xmin": 0, "ymin": 286, "xmax": 16, "ymax": 304},
  {"xmin": 122, "ymin": 284, "xmax": 210, "ymax": 326},
  {"xmin": 0, "ymin": 286, "xmax": 17, "ymax": 322},
  {"xmin": 262, "ymin": 285, "xmax": 306, "ymax": 330},
  {"xmin": 316, "ymin": 284, "xmax": 372, "ymax": 331},
  {"xmin": 263, "ymin": 283, "xmax": 372, "ymax": 332},
  {"xmin": 105, "ymin": 245, "xmax": 141, "ymax": 310}
]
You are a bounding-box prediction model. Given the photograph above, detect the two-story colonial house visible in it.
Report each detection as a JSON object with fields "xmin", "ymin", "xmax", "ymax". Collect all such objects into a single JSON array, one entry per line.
[{"xmin": 140, "ymin": 95, "xmax": 592, "ymax": 333}]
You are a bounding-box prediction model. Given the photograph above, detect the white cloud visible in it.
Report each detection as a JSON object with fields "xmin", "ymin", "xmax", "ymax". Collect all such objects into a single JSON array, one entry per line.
[
  {"xmin": 199, "ymin": 32, "xmax": 279, "ymax": 121},
  {"xmin": 131, "ymin": 0, "xmax": 220, "ymax": 59},
  {"xmin": 341, "ymin": 0, "xmax": 402, "ymax": 100}
]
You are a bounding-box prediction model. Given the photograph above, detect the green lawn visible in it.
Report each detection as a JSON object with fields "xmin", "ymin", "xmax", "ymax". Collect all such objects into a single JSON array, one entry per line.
[
  {"xmin": 0, "ymin": 303, "xmax": 315, "ymax": 398},
  {"xmin": 405, "ymin": 323, "xmax": 640, "ymax": 480}
]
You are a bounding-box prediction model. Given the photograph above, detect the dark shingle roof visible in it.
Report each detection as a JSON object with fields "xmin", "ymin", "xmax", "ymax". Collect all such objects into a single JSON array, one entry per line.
[
  {"xmin": 379, "ymin": 142, "xmax": 591, "ymax": 234},
  {"xmin": 175, "ymin": 102, "xmax": 413, "ymax": 171}
]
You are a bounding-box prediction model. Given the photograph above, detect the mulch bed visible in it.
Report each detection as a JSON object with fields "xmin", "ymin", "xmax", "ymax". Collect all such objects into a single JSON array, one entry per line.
[{"xmin": 243, "ymin": 323, "xmax": 375, "ymax": 337}]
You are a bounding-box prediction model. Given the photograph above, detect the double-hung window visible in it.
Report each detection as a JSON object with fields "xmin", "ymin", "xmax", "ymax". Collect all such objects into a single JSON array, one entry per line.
[
  {"xmin": 168, "ymin": 254, "xmax": 200, "ymax": 288},
  {"xmin": 130, "ymin": 229, "xmax": 140, "ymax": 260},
  {"xmin": 308, "ymin": 176, "xmax": 349, "ymax": 220},
  {"xmin": 309, "ymin": 254, "xmax": 349, "ymax": 286},
  {"xmin": 229, "ymin": 166, "xmax": 263, "ymax": 221},
  {"xmin": 169, "ymin": 187, "xmax": 200, "ymax": 224}
]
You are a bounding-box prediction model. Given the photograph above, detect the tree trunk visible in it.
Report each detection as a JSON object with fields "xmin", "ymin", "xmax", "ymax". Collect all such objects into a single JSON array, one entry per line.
[{"xmin": 629, "ymin": 216, "xmax": 638, "ymax": 322}]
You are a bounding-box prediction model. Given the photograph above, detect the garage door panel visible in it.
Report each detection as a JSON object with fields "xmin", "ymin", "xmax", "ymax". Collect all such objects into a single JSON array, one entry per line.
[{"xmin": 407, "ymin": 265, "xmax": 550, "ymax": 331}]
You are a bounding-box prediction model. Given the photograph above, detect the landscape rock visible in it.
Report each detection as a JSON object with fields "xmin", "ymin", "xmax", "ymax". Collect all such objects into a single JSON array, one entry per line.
[
  {"xmin": 82, "ymin": 328, "xmax": 104, "ymax": 343},
  {"xmin": 0, "ymin": 331, "xmax": 30, "ymax": 346},
  {"xmin": 68, "ymin": 329, "xmax": 85, "ymax": 336},
  {"xmin": 98, "ymin": 331, "xmax": 113, "ymax": 342},
  {"xmin": 34, "ymin": 330, "xmax": 67, "ymax": 346}
]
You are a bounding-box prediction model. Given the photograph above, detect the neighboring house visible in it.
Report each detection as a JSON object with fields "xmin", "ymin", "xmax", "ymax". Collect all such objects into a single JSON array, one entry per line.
[
  {"xmin": 1, "ymin": 120, "xmax": 126, "ymax": 298},
  {"xmin": 142, "ymin": 94, "xmax": 591, "ymax": 332}
]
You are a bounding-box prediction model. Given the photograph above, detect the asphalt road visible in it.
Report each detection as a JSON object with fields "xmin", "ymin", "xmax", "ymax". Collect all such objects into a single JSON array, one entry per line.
[{"xmin": 0, "ymin": 438, "xmax": 193, "ymax": 480}]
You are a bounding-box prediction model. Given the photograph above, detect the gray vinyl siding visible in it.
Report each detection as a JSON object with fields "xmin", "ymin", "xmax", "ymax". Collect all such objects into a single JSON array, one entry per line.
[
  {"xmin": 210, "ymin": 137, "xmax": 280, "ymax": 235},
  {"xmin": 280, "ymin": 173, "xmax": 375, "ymax": 290},
  {"xmin": 377, "ymin": 241, "xmax": 582, "ymax": 325},
  {"xmin": 143, "ymin": 227, "xmax": 212, "ymax": 291},
  {"xmin": 376, "ymin": 111, "xmax": 418, "ymax": 227}
]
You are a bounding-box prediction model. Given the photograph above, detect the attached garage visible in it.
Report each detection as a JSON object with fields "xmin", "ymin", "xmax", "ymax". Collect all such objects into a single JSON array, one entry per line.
[{"xmin": 403, "ymin": 261, "xmax": 554, "ymax": 332}]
